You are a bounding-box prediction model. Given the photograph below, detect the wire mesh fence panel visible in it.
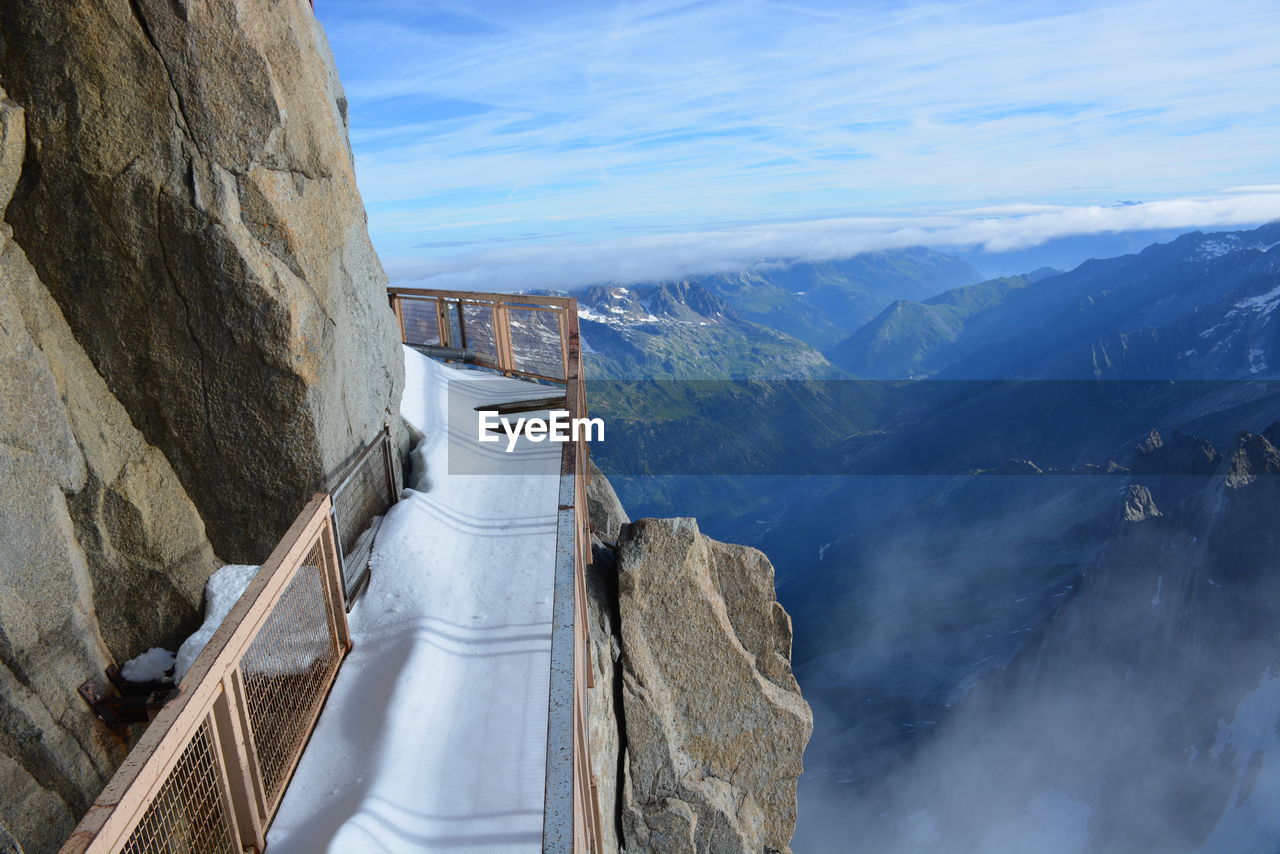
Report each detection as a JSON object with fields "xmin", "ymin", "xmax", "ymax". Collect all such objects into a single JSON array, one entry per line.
[
  {"xmin": 119, "ymin": 719, "xmax": 238, "ymax": 854},
  {"xmin": 508, "ymin": 308, "xmax": 565, "ymax": 379},
  {"xmin": 401, "ymin": 298, "xmax": 443, "ymax": 347},
  {"xmin": 239, "ymin": 542, "xmax": 341, "ymax": 813},
  {"xmin": 60, "ymin": 495, "xmax": 350, "ymax": 854},
  {"xmin": 460, "ymin": 301, "xmax": 499, "ymax": 364},
  {"xmin": 331, "ymin": 431, "xmax": 396, "ymax": 602},
  {"xmin": 444, "ymin": 301, "xmax": 464, "ymax": 349}
]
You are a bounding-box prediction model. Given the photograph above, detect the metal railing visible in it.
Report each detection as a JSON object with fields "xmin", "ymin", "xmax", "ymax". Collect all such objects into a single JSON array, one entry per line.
[
  {"xmin": 62, "ymin": 287, "xmax": 600, "ymax": 853},
  {"xmin": 389, "ymin": 287, "xmax": 576, "ymax": 383},
  {"xmin": 539, "ymin": 303, "xmax": 603, "ymax": 854},
  {"xmin": 329, "ymin": 426, "xmax": 399, "ymax": 607},
  {"xmin": 61, "ymin": 494, "xmax": 351, "ymax": 854},
  {"xmin": 388, "ymin": 286, "xmax": 603, "ymax": 852},
  {"xmin": 562, "ymin": 372, "xmax": 604, "ymax": 853}
]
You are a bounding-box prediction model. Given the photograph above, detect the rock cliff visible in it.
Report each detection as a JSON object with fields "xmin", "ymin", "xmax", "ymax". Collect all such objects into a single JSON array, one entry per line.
[
  {"xmin": 0, "ymin": 4, "xmax": 401, "ymax": 850},
  {"xmin": 0, "ymin": 0, "xmax": 403, "ymax": 561},
  {"xmin": 586, "ymin": 464, "xmax": 812, "ymax": 853}
]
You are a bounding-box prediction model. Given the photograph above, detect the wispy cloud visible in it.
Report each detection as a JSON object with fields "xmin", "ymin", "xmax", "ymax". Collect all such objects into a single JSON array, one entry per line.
[
  {"xmin": 380, "ymin": 192, "xmax": 1280, "ymax": 291},
  {"xmin": 316, "ymin": 0, "xmax": 1280, "ymax": 279}
]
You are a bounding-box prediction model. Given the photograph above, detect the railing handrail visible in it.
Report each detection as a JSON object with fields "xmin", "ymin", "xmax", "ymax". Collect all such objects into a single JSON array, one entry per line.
[
  {"xmin": 387, "ymin": 285, "xmax": 575, "ymax": 309},
  {"xmin": 61, "ymin": 494, "xmax": 349, "ymax": 853},
  {"xmin": 388, "ymin": 287, "xmax": 576, "ymax": 385},
  {"xmin": 387, "ymin": 286, "xmax": 603, "ymax": 853},
  {"xmin": 329, "ymin": 426, "xmax": 398, "ymax": 607}
]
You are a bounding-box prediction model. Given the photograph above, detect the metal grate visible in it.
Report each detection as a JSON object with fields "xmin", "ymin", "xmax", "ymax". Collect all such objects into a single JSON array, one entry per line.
[
  {"xmin": 401, "ymin": 298, "xmax": 443, "ymax": 347},
  {"xmin": 508, "ymin": 308, "xmax": 565, "ymax": 379},
  {"xmin": 331, "ymin": 429, "xmax": 397, "ymax": 604},
  {"xmin": 119, "ymin": 720, "xmax": 237, "ymax": 854},
  {"xmin": 239, "ymin": 545, "xmax": 340, "ymax": 811}
]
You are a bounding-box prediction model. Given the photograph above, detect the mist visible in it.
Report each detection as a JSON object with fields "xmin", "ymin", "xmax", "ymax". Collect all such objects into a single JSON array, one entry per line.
[{"xmin": 784, "ymin": 469, "xmax": 1280, "ymax": 854}]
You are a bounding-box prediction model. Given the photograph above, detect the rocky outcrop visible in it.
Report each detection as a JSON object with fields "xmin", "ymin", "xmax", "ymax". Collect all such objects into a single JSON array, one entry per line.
[
  {"xmin": 0, "ymin": 0, "xmax": 403, "ymax": 561},
  {"xmin": 615, "ymin": 519, "xmax": 811, "ymax": 852},
  {"xmin": 1223, "ymin": 429, "xmax": 1280, "ymax": 488},
  {"xmin": 584, "ymin": 461, "xmax": 631, "ymax": 852},
  {"xmin": 1120, "ymin": 484, "xmax": 1162, "ymax": 521},
  {"xmin": 988, "ymin": 458, "xmax": 1043, "ymax": 476},
  {"xmin": 586, "ymin": 538, "xmax": 627, "ymax": 854},
  {"xmin": 585, "ymin": 469, "xmax": 810, "ymax": 853},
  {"xmin": 588, "ymin": 459, "xmax": 629, "ymax": 542},
  {"xmin": 1131, "ymin": 428, "xmax": 1222, "ymax": 476},
  {"xmin": 0, "ymin": 4, "xmax": 402, "ymax": 850}
]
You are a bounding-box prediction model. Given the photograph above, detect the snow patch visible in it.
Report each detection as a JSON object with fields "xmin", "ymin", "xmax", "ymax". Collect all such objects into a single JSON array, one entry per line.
[
  {"xmin": 1198, "ymin": 238, "xmax": 1239, "ymax": 259},
  {"xmin": 818, "ymin": 535, "xmax": 851, "ymax": 562},
  {"xmin": 1232, "ymin": 282, "xmax": 1280, "ymax": 316},
  {"xmin": 174, "ymin": 564, "xmax": 259, "ymax": 684},
  {"xmin": 268, "ymin": 348, "xmax": 559, "ymax": 853},
  {"xmin": 120, "ymin": 647, "xmax": 175, "ymax": 684},
  {"xmin": 580, "ymin": 302, "xmax": 667, "ymax": 328}
]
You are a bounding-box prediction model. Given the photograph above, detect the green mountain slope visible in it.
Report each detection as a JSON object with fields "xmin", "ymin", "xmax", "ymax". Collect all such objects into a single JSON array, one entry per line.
[
  {"xmin": 826, "ymin": 273, "xmax": 1046, "ymax": 377},
  {"xmin": 699, "ymin": 248, "xmax": 982, "ymax": 348}
]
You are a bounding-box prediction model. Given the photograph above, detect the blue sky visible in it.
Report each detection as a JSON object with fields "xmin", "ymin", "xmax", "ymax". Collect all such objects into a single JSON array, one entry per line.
[{"xmin": 316, "ymin": 0, "xmax": 1280, "ymax": 289}]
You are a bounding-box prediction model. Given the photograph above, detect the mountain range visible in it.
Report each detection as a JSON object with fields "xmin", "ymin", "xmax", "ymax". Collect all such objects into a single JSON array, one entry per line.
[
  {"xmin": 564, "ymin": 247, "xmax": 980, "ymax": 380},
  {"xmin": 826, "ymin": 223, "xmax": 1280, "ymax": 381},
  {"xmin": 572, "ymin": 223, "xmax": 1280, "ymax": 386},
  {"xmin": 575, "ymin": 222, "xmax": 1280, "ymax": 853}
]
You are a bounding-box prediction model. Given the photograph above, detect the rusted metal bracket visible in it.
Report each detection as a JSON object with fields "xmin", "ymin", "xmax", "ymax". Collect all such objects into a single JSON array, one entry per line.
[{"xmin": 78, "ymin": 677, "xmax": 169, "ymax": 729}]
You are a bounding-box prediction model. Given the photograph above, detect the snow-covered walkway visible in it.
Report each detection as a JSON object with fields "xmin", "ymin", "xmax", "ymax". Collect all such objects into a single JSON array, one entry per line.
[{"xmin": 266, "ymin": 348, "xmax": 563, "ymax": 853}]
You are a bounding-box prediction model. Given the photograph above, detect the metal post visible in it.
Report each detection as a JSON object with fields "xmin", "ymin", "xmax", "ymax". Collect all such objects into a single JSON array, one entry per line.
[
  {"xmin": 211, "ymin": 681, "xmax": 265, "ymax": 852},
  {"xmin": 435, "ymin": 298, "xmax": 450, "ymax": 348},
  {"xmin": 391, "ymin": 294, "xmax": 406, "ymax": 343}
]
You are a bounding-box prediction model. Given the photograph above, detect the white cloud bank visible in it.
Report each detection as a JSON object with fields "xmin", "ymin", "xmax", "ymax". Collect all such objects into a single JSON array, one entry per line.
[{"xmin": 382, "ymin": 191, "xmax": 1280, "ymax": 291}]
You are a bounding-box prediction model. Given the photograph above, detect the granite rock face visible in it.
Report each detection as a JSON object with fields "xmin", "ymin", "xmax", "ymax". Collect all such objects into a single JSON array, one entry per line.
[
  {"xmin": 584, "ymin": 460, "xmax": 631, "ymax": 852},
  {"xmin": 0, "ymin": 4, "xmax": 402, "ymax": 849},
  {"xmin": 1, "ymin": 88, "xmax": 221, "ymax": 854},
  {"xmin": 584, "ymin": 470, "xmax": 810, "ymax": 853},
  {"xmin": 0, "ymin": 0, "xmax": 404, "ymax": 561},
  {"xmin": 615, "ymin": 518, "xmax": 811, "ymax": 853},
  {"xmin": 586, "ymin": 537, "xmax": 626, "ymax": 854},
  {"xmin": 587, "ymin": 458, "xmax": 630, "ymax": 543}
]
